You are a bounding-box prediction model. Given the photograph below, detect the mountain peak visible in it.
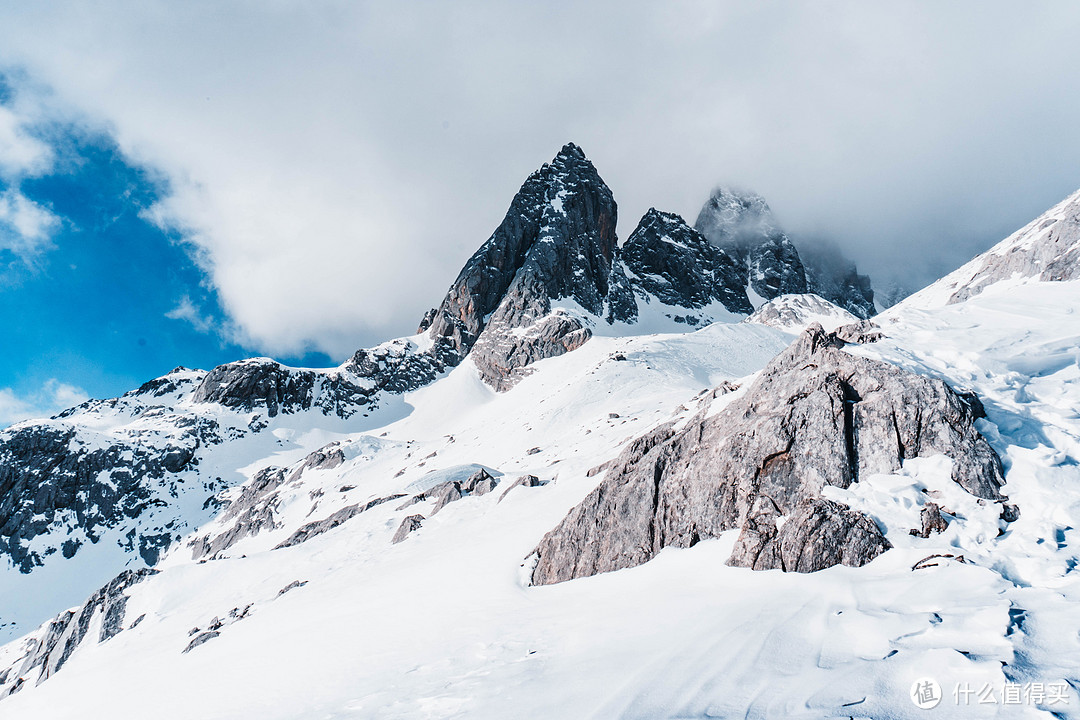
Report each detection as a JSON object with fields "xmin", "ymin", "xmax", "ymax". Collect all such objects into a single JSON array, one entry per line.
[
  {"xmin": 555, "ymin": 141, "xmax": 587, "ymax": 162},
  {"xmin": 621, "ymin": 208, "xmax": 753, "ymax": 318},
  {"xmin": 423, "ymin": 144, "xmax": 630, "ymax": 389},
  {"xmin": 694, "ymin": 186, "xmax": 780, "ymax": 249},
  {"xmin": 693, "ymin": 186, "xmax": 875, "ymax": 316}
]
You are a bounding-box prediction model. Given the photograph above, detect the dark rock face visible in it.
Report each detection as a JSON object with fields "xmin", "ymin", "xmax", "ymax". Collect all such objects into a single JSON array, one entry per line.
[
  {"xmin": 0, "ymin": 568, "xmax": 157, "ymax": 697},
  {"xmin": 426, "ymin": 143, "xmax": 624, "ymax": 355},
  {"xmin": 530, "ymin": 324, "xmax": 1006, "ymax": 585},
  {"xmin": 192, "ymin": 358, "xmax": 375, "ymax": 418},
  {"xmin": 0, "ymin": 416, "xmax": 218, "ymax": 572},
  {"xmin": 748, "ymin": 234, "xmax": 808, "ymax": 299},
  {"xmin": 621, "ymin": 209, "xmax": 753, "ymax": 315},
  {"xmin": 424, "ymin": 144, "xmax": 637, "ymax": 390},
  {"xmin": 798, "ymin": 239, "xmax": 876, "ymax": 319},
  {"xmin": 346, "ymin": 337, "xmax": 460, "ymax": 394}
]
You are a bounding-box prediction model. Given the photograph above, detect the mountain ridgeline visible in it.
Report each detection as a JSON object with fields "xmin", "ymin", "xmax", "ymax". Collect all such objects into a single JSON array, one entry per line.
[
  {"xmin": 417, "ymin": 143, "xmax": 877, "ymax": 389},
  {"xmin": 694, "ymin": 187, "xmax": 876, "ymax": 318},
  {"xmin": 4, "ymin": 144, "xmax": 1080, "ymax": 711},
  {"xmin": 0, "ymin": 144, "xmax": 881, "ymax": 587}
]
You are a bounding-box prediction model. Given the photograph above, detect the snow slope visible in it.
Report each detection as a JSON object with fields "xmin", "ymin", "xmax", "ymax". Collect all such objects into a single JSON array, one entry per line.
[
  {"xmin": 901, "ymin": 188, "xmax": 1080, "ymax": 309},
  {"xmin": 3, "ymin": 274, "xmax": 1080, "ymax": 717}
]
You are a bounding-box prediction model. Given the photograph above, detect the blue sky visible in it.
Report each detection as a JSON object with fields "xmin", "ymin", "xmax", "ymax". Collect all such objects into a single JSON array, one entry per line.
[
  {"xmin": 1, "ymin": 3, "xmax": 1079, "ymax": 425},
  {"xmin": 0, "ymin": 75, "xmax": 331, "ymax": 424}
]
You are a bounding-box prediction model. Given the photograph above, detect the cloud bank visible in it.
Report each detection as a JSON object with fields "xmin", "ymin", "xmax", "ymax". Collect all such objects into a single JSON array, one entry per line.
[
  {"xmin": 0, "ymin": 1, "xmax": 1077, "ymax": 358},
  {"xmin": 0, "ymin": 379, "xmax": 87, "ymax": 428}
]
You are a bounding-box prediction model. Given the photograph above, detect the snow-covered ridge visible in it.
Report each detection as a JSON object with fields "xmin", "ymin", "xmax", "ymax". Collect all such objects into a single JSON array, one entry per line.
[
  {"xmin": 0, "ymin": 334, "xmax": 454, "ymax": 644},
  {"xmin": 900, "ymin": 186, "xmax": 1080, "ymax": 309}
]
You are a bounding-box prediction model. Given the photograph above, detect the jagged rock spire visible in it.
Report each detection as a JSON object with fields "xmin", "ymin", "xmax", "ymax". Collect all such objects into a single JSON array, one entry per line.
[
  {"xmin": 622, "ymin": 208, "xmax": 753, "ymax": 315},
  {"xmin": 421, "ymin": 143, "xmax": 635, "ymax": 389},
  {"xmin": 423, "ymin": 143, "xmax": 628, "ymax": 358},
  {"xmin": 694, "ymin": 187, "xmax": 808, "ymax": 301}
]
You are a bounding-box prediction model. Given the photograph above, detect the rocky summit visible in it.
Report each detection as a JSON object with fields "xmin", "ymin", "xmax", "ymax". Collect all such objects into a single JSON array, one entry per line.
[
  {"xmin": 621, "ymin": 208, "xmax": 754, "ymax": 318},
  {"xmin": 695, "ymin": 187, "xmax": 876, "ymax": 317}
]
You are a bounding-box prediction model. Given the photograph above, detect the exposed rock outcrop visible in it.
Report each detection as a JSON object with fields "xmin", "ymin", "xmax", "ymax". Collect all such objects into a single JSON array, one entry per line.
[
  {"xmin": 471, "ymin": 309, "xmax": 592, "ymax": 391},
  {"xmin": 0, "ymin": 568, "xmax": 157, "ymax": 697},
  {"xmin": 406, "ymin": 468, "xmax": 500, "ymax": 516},
  {"xmin": 530, "ymin": 324, "xmax": 1006, "ymax": 585},
  {"xmin": 727, "ymin": 497, "xmax": 890, "ymax": 572},
  {"xmin": 423, "ymin": 144, "xmax": 636, "ymax": 390},
  {"xmin": 910, "ymin": 502, "xmax": 950, "ymax": 538},
  {"xmin": 429, "ymin": 482, "xmax": 463, "ymax": 515},
  {"xmin": 945, "ymin": 189, "xmax": 1080, "ymax": 304},
  {"xmin": 190, "ymin": 466, "xmax": 287, "ymax": 560},
  {"xmin": 190, "ymin": 443, "xmax": 357, "ymax": 560},
  {"xmin": 621, "ymin": 208, "xmax": 753, "ymax": 318},
  {"xmin": 499, "ymin": 474, "xmax": 547, "ymax": 502},
  {"xmin": 392, "ymin": 514, "xmax": 424, "ymax": 544}
]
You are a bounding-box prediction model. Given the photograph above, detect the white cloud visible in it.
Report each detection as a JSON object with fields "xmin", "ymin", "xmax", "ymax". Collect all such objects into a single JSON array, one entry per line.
[
  {"xmin": 164, "ymin": 294, "xmax": 215, "ymax": 334},
  {"xmin": 0, "ymin": 188, "xmax": 59, "ymax": 260},
  {"xmin": 0, "ymin": 103, "xmax": 52, "ymax": 178},
  {"xmin": 0, "ymin": 379, "xmax": 88, "ymax": 428},
  {"xmin": 0, "ymin": 2, "xmax": 1077, "ymax": 356}
]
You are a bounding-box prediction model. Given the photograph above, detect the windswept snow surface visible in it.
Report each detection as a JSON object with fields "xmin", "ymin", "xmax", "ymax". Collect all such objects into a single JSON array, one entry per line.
[{"xmin": 5, "ymin": 282, "xmax": 1080, "ymax": 718}]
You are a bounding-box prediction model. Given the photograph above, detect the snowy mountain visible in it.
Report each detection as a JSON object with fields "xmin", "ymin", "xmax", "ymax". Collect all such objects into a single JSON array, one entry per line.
[
  {"xmin": 901, "ymin": 187, "xmax": 1080, "ymax": 309},
  {"xmin": 695, "ymin": 187, "xmax": 878, "ymax": 318},
  {"xmin": 2, "ymin": 148, "xmax": 1080, "ymax": 718}
]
